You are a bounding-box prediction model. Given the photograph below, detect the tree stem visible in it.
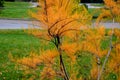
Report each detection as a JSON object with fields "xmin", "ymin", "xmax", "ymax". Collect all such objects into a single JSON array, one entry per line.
[
  {"xmin": 97, "ymin": 13, "xmax": 114, "ymax": 80},
  {"xmin": 59, "ymin": 53, "xmax": 69, "ymax": 80},
  {"xmin": 55, "ymin": 36, "xmax": 69, "ymax": 80}
]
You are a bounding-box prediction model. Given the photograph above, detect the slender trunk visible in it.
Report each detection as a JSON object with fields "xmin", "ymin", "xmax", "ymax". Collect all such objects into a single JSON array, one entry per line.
[
  {"xmin": 59, "ymin": 52, "xmax": 69, "ymax": 80},
  {"xmin": 55, "ymin": 36, "xmax": 69, "ymax": 80},
  {"xmin": 97, "ymin": 57, "xmax": 101, "ymax": 79},
  {"xmin": 97, "ymin": 42, "xmax": 113, "ymax": 80},
  {"xmin": 97, "ymin": 11, "xmax": 114, "ymax": 80}
]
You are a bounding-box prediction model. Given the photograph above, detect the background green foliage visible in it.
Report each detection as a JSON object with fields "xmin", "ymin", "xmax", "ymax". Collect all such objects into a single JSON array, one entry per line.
[
  {"xmin": 0, "ymin": 0, "xmax": 4, "ymax": 7},
  {"xmin": 0, "ymin": 2, "xmax": 37, "ymax": 19}
]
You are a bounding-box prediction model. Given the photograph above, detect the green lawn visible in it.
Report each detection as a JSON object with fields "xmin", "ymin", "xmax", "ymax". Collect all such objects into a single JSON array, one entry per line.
[
  {"xmin": 0, "ymin": 30, "xmax": 42, "ymax": 79},
  {"xmin": 0, "ymin": 2, "xmax": 37, "ymax": 19},
  {"xmin": 88, "ymin": 8, "xmax": 102, "ymax": 18},
  {"xmin": 91, "ymin": 3, "xmax": 104, "ymax": 7}
]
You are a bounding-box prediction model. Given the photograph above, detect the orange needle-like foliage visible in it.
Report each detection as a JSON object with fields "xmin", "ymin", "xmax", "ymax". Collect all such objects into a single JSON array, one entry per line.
[
  {"xmin": 96, "ymin": 0, "xmax": 120, "ymax": 24},
  {"xmin": 20, "ymin": 0, "xmax": 92, "ymax": 80},
  {"xmin": 17, "ymin": 50, "xmax": 59, "ymax": 68},
  {"xmin": 79, "ymin": 27, "xmax": 107, "ymax": 58},
  {"xmin": 30, "ymin": 0, "xmax": 91, "ymax": 39}
]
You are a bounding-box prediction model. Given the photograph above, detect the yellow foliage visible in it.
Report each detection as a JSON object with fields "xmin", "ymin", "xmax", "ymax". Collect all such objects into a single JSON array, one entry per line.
[
  {"xmin": 39, "ymin": 50, "xmax": 59, "ymax": 65},
  {"xmin": 40, "ymin": 67, "xmax": 56, "ymax": 80},
  {"xmin": 96, "ymin": 0, "xmax": 120, "ymax": 23},
  {"xmin": 115, "ymin": 43, "xmax": 120, "ymax": 53},
  {"xmin": 60, "ymin": 43, "xmax": 78, "ymax": 54},
  {"xmin": 31, "ymin": 0, "xmax": 91, "ymax": 38},
  {"xmin": 17, "ymin": 50, "xmax": 59, "ymax": 69},
  {"xmin": 114, "ymin": 28, "xmax": 120, "ymax": 38},
  {"xmin": 97, "ymin": 26, "xmax": 105, "ymax": 36},
  {"xmin": 104, "ymin": 0, "xmax": 116, "ymax": 8},
  {"xmin": 104, "ymin": 0, "xmax": 120, "ymax": 15},
  {"xmin": 17, "ymin": 54, "xmax": 41, "ymax": 69},
  {"xmin": 21, "ymin": 0, "xmax": 92, "ymax": 79},
  {"xmin": 79, "ymin": 27, "xmax": 107, "ymax": 57},
  {"xmin": 60, "ymin": 43, "xmax": 78, "ymax": 62},
  {"xmin": 69, "ymin": 73, "xmax": 83, "ymax": 80},
  {"xmin": 90, "ymin": 66, "xmax": 98, "ymax": 80},
  {"xmin": 109, "ymin": 51, "xmax": 120, "ymax": 73},
  {"xmin": 96, "ymin": 9, "xmax": 112, "ymax": 24}
]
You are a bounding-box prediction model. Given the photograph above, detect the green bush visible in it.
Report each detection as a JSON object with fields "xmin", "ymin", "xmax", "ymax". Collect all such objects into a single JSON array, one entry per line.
[
  {"xmin": 83, "ymin": 3, "xmax": 88, "ymax": 10},
  {"xmin": 5, "ymin": 0, "xmax": 15, "ymax": 2},
  {"xmin": 0, "ymin": 0, "xmax": 4, "ymax": 7}
]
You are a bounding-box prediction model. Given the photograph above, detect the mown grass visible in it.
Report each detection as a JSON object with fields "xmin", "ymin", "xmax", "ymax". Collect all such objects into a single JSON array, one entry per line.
[
  {"xmin": 88, "ymin": 8, "xmax": 102, "ymax": 18},
  {"xmin": 0, "ymin": 30, "xmax": 42, "ymax": 79},
  {"xmin": 0, "ymin": 2, "xmax": 37, "ymax": 19},
  {"xmin": 91, "ymin": 3, "xmax": 104, "ymax": 7}
]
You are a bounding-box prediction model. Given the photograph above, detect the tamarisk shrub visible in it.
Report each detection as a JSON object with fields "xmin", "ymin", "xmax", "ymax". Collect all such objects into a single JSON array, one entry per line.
[{"xmin": 16, "ymin": 0, "xmax": 91, "ymax": 80}]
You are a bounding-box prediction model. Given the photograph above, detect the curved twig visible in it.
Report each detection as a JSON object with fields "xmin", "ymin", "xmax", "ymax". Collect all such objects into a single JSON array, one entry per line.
[
  {"xmin": 59, "ymin": 29, "xmax": 79, "ymax": 36},
  {"xmin": 57, "ymin": 19, "xmax": 77, "ymax": 34},
  {"xmin": 48, "ymin": 18, "xmax": 71, "ymax": 37}
]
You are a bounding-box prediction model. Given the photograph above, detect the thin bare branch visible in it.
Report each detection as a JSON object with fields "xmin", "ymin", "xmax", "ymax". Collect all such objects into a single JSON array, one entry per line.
[
  {"xmin": 59, "ymin": 29, "xmax": 79, "ymax": 36},
  {"xmin": 48, "ymin": 18, "xmax": 72, "ymax": 37},
  {"xmin": 57, "ymin": 19, "xmax": 77, "ymax": 34},
  {"xmin": 97, "ymin": 8, "xmax": 115, "ymax": 80}
]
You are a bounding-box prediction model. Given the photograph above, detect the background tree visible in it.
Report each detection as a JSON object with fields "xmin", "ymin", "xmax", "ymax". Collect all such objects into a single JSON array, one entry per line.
[
  {"xmin": 0, "ymin": 0, "xmax": 4, "ymax": 7},
  {"xmin": 96, "ymin": 0, "xmax": 120, "ymax": 24},
  {"xmin": 81, "ymin": 0, "xmax": 103, "ymax": 3}
]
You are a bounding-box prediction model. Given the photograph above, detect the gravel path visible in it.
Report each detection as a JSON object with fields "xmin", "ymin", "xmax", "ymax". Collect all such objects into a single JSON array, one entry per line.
[
  {"xmin": 0, "ymin": 19, "xmax": 120, "ymax": 29},
  {"xmin": 92, "ymin": 22, "xmax": 120, "ymax": 28},
  {"xmin": 0, "ymin": 19, "xmax": 40, "ymax": 29},
  {"xmin": 86, "ymin": 3, "xmax": 103, "ymax": 8}
]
